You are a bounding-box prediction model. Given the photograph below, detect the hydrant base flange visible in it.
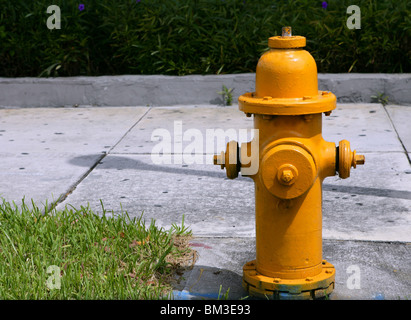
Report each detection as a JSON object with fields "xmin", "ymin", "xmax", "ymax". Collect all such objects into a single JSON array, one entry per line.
[{"xmin": 242, "ymin": 260, "xmax": 335, "ymax": 300}]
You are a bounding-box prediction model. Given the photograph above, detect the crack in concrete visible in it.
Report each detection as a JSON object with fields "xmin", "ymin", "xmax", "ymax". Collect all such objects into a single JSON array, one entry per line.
[{"xmin": 46, "ymin": 107, "xmax": 153, "ymax": 212}]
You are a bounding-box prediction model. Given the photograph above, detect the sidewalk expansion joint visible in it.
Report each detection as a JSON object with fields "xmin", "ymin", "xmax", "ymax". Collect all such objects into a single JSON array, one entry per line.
[
  {"xmin": 107, "ymin": 106, "xmax": 153, "ymax": 154},
  {"xmin": 45, "ymin": 106, "xmax": 153, "ymax": 213},
  {"xmin": 46, "ymin": 152, "xmax": 107, "ymax": 213},
  {"xmin": 383, "ymin": 105, "xmax": 411, "ymax": 165}
]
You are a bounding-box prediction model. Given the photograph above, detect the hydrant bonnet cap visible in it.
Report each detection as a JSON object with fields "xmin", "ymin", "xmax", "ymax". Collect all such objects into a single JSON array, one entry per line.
[{"xmin": 268, "ymin": 36, "xmax": 306, "ymax": 49}]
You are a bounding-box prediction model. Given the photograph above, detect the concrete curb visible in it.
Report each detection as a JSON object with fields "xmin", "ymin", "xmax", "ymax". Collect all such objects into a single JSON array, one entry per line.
[{"xmin": 0, "ymin": 73, "xmax": 410, "ymax": 108}]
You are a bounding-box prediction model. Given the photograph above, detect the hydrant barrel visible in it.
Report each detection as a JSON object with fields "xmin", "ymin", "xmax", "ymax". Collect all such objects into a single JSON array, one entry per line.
[{"xmin": 214, "ymin": 27, "xmax": 364, "ymax": 299}]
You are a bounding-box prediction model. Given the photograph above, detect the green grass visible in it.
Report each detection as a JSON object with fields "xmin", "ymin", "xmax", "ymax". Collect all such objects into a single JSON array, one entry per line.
[{"xmin": 0, "ymin": 198, "xmax": 194, "ymax": 299}]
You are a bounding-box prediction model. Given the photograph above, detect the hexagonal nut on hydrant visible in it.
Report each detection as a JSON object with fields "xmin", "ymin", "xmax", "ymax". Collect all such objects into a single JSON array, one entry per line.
[
  {"xmin": 277, "ymin": 164, "xmax": 298, "ymax": 186},
  {"xmin": 281, "ymin": 170, "xmax": 294, "ymax": 183}
]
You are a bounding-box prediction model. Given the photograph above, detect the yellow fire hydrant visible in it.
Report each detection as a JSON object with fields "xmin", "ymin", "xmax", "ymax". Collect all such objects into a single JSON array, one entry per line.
[{"xmin": 213, "ymin": 27, "xmax": 364, "ymax": 299}]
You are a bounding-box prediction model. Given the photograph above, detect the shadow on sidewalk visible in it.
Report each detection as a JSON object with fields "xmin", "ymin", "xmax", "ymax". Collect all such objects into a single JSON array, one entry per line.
[{"xmin": 69, "ymin": 154, "xmax": 411, "ymax": 200}]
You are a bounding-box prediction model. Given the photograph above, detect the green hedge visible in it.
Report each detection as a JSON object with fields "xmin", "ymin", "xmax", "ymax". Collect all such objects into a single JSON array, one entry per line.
[{"xmin": 0, "ymin": 0, "xmax": 410, "ymax": 77}]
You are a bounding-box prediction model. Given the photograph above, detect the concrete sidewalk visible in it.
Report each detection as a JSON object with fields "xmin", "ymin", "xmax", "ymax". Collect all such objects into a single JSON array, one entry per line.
[{"xmin": 0, "ymin": 103, "xmax": 410, "ymax": 300}]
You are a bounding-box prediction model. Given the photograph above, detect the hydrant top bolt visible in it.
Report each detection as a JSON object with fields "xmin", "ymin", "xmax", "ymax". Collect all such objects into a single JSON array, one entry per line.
[{"xmin": 282, "ymin": 26, "xmax": 292, "ymax": 37}]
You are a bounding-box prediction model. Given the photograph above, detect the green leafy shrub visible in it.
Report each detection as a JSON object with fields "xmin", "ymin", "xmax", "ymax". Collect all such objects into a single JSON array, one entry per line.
[{"xmin": 0, "ymin": 0, "xmax": 409, "ymax": 77}]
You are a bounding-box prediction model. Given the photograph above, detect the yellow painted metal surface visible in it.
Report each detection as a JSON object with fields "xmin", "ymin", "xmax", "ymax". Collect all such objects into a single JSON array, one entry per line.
[
  {"xmin": 238, "ymin": 30, "xmax": 336, "ymax": 116},
  {"xmin": 214, "ymin": 28, "xmax": 364, "ymax": 299}
]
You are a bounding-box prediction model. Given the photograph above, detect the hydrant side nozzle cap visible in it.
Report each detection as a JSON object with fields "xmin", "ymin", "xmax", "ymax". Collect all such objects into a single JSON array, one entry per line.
[{"xmin": 268, "ymin": 36, "xmax": 306, "ymax": 49}]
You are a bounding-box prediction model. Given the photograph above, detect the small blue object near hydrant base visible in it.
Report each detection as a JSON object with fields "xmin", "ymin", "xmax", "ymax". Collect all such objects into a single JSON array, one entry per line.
[{"xmin": 374, "ymin": 293, "xmax": 385, "ymax": 300}]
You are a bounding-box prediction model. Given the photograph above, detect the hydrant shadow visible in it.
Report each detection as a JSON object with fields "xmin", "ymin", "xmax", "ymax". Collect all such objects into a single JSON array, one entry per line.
[
  {"xmin": 69, "ymin": 154, "xmax": 411, "ymax": 200},
  {"xmin": 68, "ymin": 154, "xmax": 250, "ymax": 180}
]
